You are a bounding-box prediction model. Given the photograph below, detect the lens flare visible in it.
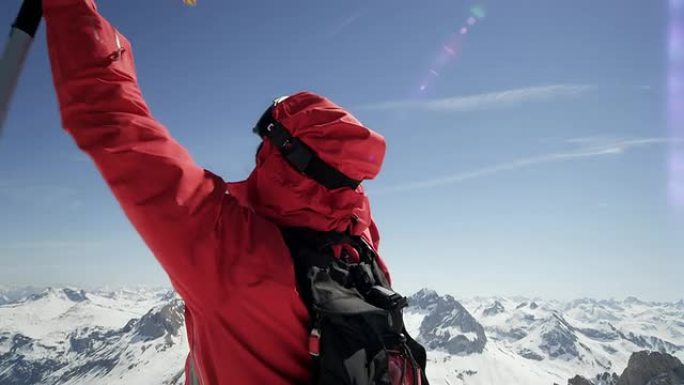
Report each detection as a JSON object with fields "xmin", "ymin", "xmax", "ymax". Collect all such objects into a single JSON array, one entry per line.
[
  {"xmin": 670, "ymin": 0, "xmax": 684, "ymax": 208},
  {"xmin": 470, "ymin": 4, "xmax": 487, "ymax": 20},
  {"xmin": 418, "ymin": 3, "xmax": 486, "ymax": 94}
]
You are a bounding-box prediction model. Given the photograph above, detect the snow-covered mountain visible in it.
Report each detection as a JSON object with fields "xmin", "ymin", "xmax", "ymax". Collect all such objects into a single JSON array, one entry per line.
[
  {"xmin": 0, "ymin": 287, "xmax": 187, "ymax": 385},
  {"xmin": 1, "ymin": 287, "xmax": 682, "ymax": 385},
  {"xmin": 0, "ymin": 287, "xmax": 46, "ymax": 306},
  {"xmin": 412, "ymin": 290, "xmax": 684, "ymax": 385}
]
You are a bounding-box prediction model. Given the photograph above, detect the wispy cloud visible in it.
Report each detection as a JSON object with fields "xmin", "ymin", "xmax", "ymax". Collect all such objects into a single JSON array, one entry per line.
[
  {"xmin": 567, "ymin": 137, "xmax": 684, "ymax": 152},
  {"xmin": 321, "ymin": 10, "xmax": 367, "ymax": 40},
  {"xmin": 372, "ymin": 137, "xmax": 684, "ymax": 194},
  {"xmin": 361, "ymin": 84, "xmax": 595, "ymax": 112}
]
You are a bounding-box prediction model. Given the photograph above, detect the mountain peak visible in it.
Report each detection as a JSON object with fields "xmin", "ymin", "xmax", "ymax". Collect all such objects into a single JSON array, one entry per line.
[
  {"xmin": 27, "ymin": 287, "xmax": 87, "ymax": 303},
  {"xmin": 418, "ymin": 294, "xmax": 487, "ymax": 355},
  {"xmin": 131, "ymin": 299, "xmax": 185, "ymax": 341},
  {"xmin": 2, "ymin": 287, "xmax": 684, "ymax": 385},
  {"xmin": 568, "ymin": 374, "xmax": 593, "ymax": 385},
  {"xmin": 623, "ymin": 296, "xmax": 645, "ymax": 305},
  {"xmin": 408, "ymin": 289, "xmax": 440, "ymax": 310},
  {"xmin": 483, "ymin": 300, "xmax": 505, "ymax": 316},
  {"xmin": 617, "ymin": 351, "xmax": 684, "ymax": 385},
  {"xmin": 414, "ymin": 288, "xmax": 438, "ymax": 298},
  {"xmin": 62, "ymin": 288, "xmax": 88, "ymax": 302}
]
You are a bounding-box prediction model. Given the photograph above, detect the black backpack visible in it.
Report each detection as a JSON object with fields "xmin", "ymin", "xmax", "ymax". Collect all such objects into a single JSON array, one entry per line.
[{"xmin": 280, "ymin": 227, "xmax": 430, "ymax": 385}]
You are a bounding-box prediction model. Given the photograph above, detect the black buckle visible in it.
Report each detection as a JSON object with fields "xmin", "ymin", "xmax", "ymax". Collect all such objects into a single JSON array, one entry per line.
[{"xmin": 365, "ymin": 286, "xmax": 408, "ymax": 311}]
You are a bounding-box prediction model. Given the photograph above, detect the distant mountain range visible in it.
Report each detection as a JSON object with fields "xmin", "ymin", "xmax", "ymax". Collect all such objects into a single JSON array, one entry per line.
[
  {"xmin": 407, "ymin": 289, "xmax": 684, "ymax": 385},
  {"xmin": 1, "ymin": 286, "xmax": 683, "ymax": 385}
]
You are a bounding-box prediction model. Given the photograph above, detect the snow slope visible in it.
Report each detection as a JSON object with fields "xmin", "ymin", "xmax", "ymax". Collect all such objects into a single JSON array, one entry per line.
[
  {"xmin": 1, "ymin": 287, "xmax": 682, "ymax": 385},
  {"xmin": 0, "ymin": 287, "xmax": 186, "ymax": 385}
]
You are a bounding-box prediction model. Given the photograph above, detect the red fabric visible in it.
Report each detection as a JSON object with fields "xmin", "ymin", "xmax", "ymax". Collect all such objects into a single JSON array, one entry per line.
[
  {"xmin": 43, "ymin": 1, "xmax": 390, "ymax": 384},
  {"xmin": 226, "ymin": 91, "xmax": 386, "ymax": 236},
  {"xmin": 388, "ymin": 353, "xmax": 420, "ymax": 385}
]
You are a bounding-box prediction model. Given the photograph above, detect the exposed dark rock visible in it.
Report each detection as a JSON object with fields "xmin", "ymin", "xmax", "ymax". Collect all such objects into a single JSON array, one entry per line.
[
  {"xmin": 499, "ymin": 327, "xmax": 528, "ymax": 341},
  {"xmin": 11, "ymin": 334, "xmax": 32, "ymax": 351},
  {"xmin": 158, "ymin": 290, "xmax": 178, "ymax": 302},
  {"xmin": 169, "ymin": 369, "xmax": 185, "ymax": 385},
  {"xmin": 616, "ymin": 351, "xmax": 684, "ymax": 385},
  {"xmin": 56, "ymin": 357, "xmax": 120, "ymax": 383},
  {"xmin": 134, "ymin": 300, "xmax": 184, "ymax": 341},
  {"xmin": 0, "ymin": 293, "xmax": 187, "ymax": 385},
  {"xmin": 608, "ymin": 324, "xmax": 683, "ymax": 353},
  {"xmin": 0, "ymin": 354, "xmax": 65, "ymax": 385},
  {"xmin": 455, "ymin": 369, "xmax": 478, "ymax": 380},
  {"xmin": 67, "ymin": 326, "xmax": 121, "ymax": 356},
  {"xmin": 69, "ymin": 335, "xmax": 95, "ymax": 354},
  {"xmin": 622, "ymin": 333, "xmax": 682, "ymax": 353},
  {"xmin": 419, "ymin": 295, "xmax": 487, "ymax": 355},
  {"xmin": 579, "ymin": 327, "xmax": 620, "ymax": 342},
  {"xmin": 602, "ymin": 345, "xmax": 618, "ymax": 354},
  {"xmin": 23, "ymin": 288, "xmax": 87, "ymax": 303},
  {"xmin": 0, "ymin": 287, "xmax": 46, "ymax": 304},
  {"xmin": 568, "ymin": 374, "xmax": 593, "ymax": 385},
  {"xmin": 27, "ymin": 291, "xmax": 49, "ymax": 302},
  {"xmin": 408, "ymin": 289, "xmax": 440, "ymax": 311},
  {"xmin": 122, "ymin": 318, "xmax": 137, "ymax": 334},
  {"xmin": 518, "ymin": 348, "xmax": 544, "ymax": 361},
  {"xmin": 483, "ymin": 301, "xmax": 505, "ymax": 316},
  {"xmin": 594, "ymin": 372, "xmax": 619, "ymax": 385},
  {"xmin": 63, "ymin": 288, "xmax": 88, "ymax": 302},
  {"xmin": 539, "ymin": 314, "xmax": 579, "ymax": 359},
  {"xmin": 541, "ymin": 328, "xmax": 578, "ymax": 358}
]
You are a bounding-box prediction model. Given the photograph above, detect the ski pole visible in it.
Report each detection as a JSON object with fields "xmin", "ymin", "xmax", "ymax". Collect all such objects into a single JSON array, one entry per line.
[
  {"xmin": 0, "ymin": 0, "xmax": 196, "ymax": 137},
  {"xmin": 0, "ymin": 0, "xmax": 42, "ymax": 137}
]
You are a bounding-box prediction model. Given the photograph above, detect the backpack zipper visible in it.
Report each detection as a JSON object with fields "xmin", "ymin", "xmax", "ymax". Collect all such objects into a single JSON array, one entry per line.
[{"xmin": 308, "ymin": 328, "xmax": 321, "ymax": 357}]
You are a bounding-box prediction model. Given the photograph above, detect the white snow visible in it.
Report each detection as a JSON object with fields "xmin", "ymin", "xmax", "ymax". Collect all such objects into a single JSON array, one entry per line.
[
  {"xmin": 403, "ymin": 309, "xmax": 427, "ymax": 337},
  {"xmin": 1, "ymin": 288, "xmax": 682, "ymax": 385},
  {"xmin": 0, "ymin": 287, "xmax": 170, "ymax": 340}
]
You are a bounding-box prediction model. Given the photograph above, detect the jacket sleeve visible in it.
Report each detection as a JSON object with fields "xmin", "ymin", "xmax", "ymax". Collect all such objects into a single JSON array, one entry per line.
[{"xmin": 44, "ymin": 0, "xmax": 230, "ymax": 309}]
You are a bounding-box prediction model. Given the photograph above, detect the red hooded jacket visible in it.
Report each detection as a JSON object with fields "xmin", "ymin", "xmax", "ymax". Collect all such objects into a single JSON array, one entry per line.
[{"xmin": 43, "ymin": 1, "xmax": 388, "ymax": 384}]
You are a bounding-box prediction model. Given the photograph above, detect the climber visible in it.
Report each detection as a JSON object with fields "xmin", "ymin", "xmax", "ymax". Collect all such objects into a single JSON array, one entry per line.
[{"xmin": 42, "ymin": 1, "xmax": 428, "ymax": 384}]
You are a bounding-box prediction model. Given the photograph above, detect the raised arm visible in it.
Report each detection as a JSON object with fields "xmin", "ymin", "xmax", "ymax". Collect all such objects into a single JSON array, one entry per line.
[{"xmin": 44, "ymin": 0, "xmax": 228, "ymax": 309}]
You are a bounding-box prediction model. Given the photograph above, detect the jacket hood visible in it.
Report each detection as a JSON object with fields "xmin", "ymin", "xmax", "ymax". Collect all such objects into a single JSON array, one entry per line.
[{"xmin": 226, "ymin": 91, "xmax": 386, "ymax": 235}]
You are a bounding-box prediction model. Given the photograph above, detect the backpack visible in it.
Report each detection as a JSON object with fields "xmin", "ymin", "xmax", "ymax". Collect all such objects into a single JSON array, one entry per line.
[{"xmin": 280, "ymin": 227, "xmax": 430, "ymax": 385}]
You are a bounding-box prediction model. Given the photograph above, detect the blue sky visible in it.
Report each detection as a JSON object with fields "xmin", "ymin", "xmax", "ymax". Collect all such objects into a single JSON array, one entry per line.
[{"xmin": 0, "ymin": 0, "xmax": 682, "ymax": 301}]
